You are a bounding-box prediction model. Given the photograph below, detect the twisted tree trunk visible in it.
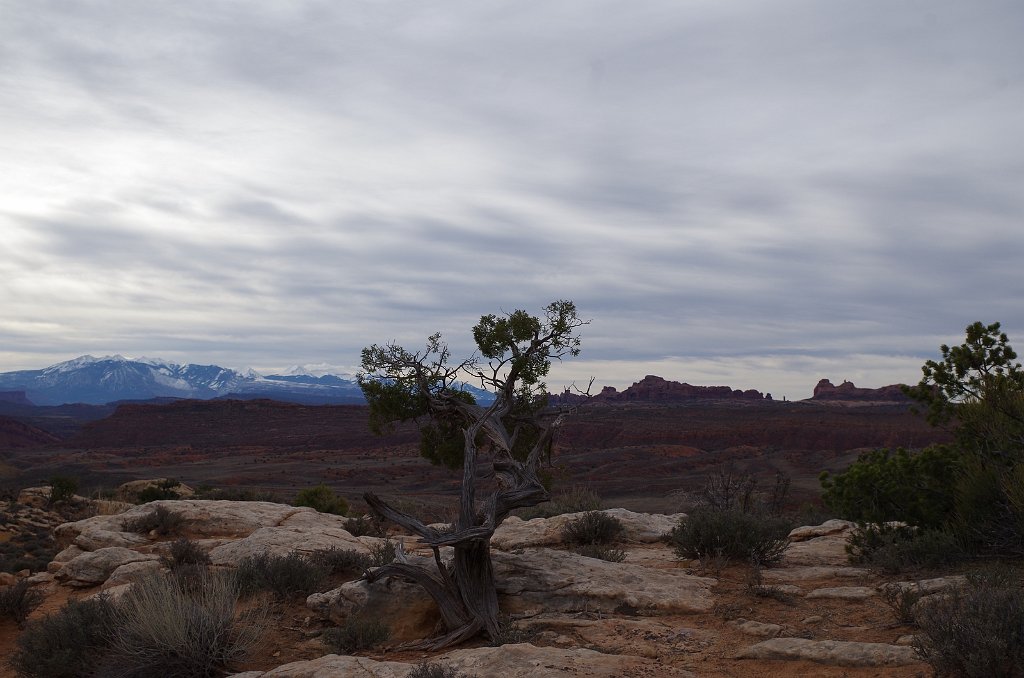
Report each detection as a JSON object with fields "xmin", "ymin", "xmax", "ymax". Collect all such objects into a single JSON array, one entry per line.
[{"xmin": 362, "ymin": 409, "xmax": 561, "ymax": 649}]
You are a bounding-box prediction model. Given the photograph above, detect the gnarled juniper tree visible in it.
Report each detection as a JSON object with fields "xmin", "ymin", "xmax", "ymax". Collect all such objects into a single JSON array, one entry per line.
[{"xmin": 356, "ymin": 300, "xmax": 587, "ymax": 649}]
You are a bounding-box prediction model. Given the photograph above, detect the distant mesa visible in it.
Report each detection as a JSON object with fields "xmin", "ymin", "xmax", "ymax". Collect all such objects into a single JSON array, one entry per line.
[
  {"xmin": 810, "ymin": 378, "xmax": 910, "ymax": 402},
  {"xmin": 557, "ymin": 375, "xmax": 768, "ymax": 405}
]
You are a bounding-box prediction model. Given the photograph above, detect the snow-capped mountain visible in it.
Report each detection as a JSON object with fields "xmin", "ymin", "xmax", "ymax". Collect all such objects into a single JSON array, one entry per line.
[{"xmin": 0, "ymin": 355, "xmax": 366, "ymax": 406}]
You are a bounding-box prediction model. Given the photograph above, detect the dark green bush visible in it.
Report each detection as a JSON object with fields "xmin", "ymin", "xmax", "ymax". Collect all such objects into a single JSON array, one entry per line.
[
  {"xmin": 820, "ymin": 446, "xmax": 960, "ymax": 529},
  {"xmin": 562, "ymin": 511, "xmax": 625, "ymax": 546},
  {"xmin": 913, "ymin": 568, "xmax": 1024, "ymax": 677},
  {"xmin": 136, "ymin": 479, "xmax": 183, "ymax": 503},
  {"xmin": 321, "ymin": 617, "xmax": 390, "ymax": 653},
  {"xmin": 235, "ymin": 552, "xmax": 326, "ymax": 599},
  {"xmin": 48, "ymin": 476, "xmax": 79, "ymax": 505},
  {"xmin": 847, "ymin": 523, "xmax": 965, "ymax": 574},
  {"xmin": 0, "ymin": 524, "xmax": 58, "ymax": 574},
  {"xmin": 294, "ymin": 484, "xmax": 348, "ymax": 516},
  {"xmin": 10, "ymin": 595, "xmax": 119, "ymax": 678},
  {"xmin": 0, "ymin": 579, "xmax": 44, "ymax": 625},
  {"xmin": 669, "ymin": 508, "xmax": 793, "ymax": 566}
]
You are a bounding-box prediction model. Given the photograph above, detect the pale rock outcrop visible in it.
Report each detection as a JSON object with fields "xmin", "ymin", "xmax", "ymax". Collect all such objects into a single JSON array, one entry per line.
[
  {"xmin": 735, "ymin": 638, "xmax": 921, "ymax": 667},
  {"xmin": 806, "ymin": 586, "xmax": 876, "ymax": 600},
  {"xmin": 55, "ymin": 500, "xmax": 312, "ymax": 546},
  {"xmin": 208, "ymin": 526, "xmax": 376, "ymax": 565},
  {"xmin": 56, "ymin": 547, "xmax": 159, "ymax": 587},
  {"xmin": 102, "ymin": 559, "xmax": 164, "ymax": 589},
  {"xmin": 779, "ymin": 532, "xmax": 853, "ymax": 567},
  {"xmin": 310, "ymin": 547, "xmax": 715, "ymax": 635},
  {"xmin": 116, "ymin": 478, "xmax": 195, "ymax": 502},
  {"xmin": 493, "ymin": 548, "xmax": 715, "ymax": 615},
  {"xmin": 730, "ymin": 618, "xmax": 787, "ymax": 638},
  {"xmin": 492, "ymin": 508, "xmax": 684, "ymax": 550},
  {"xmin": 788, "ymin": 519, "xmax": 856, "ymax": 542},
  {"xmin": 230, "ymin": 644, "xmax": 696, "ymax": 678},
  {"xmin": 518, "ymin": 614, "xmax": 715, "ymax": 659},
  {"xmin": 885, "ymin": 575, "xmax": 967, "ymax": 595},
  {"xmin": 74, "ymin": 528, "xmax": 148, "ymax": 551},
  {"xmin": 307, "ymin": 577, "xmax": 439, "ymax": 642}
]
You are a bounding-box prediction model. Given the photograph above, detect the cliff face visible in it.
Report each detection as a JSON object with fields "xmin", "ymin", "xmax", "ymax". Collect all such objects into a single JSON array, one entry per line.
[{"xmin": 811, "ymin": 379, "xmax": 910, "ymax": 402}]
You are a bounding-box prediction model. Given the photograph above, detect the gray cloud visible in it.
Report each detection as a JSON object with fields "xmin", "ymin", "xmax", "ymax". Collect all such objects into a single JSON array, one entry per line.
[{"xmin": 1, "ymin": 0, "xmax": 1022, "ymax": 399}]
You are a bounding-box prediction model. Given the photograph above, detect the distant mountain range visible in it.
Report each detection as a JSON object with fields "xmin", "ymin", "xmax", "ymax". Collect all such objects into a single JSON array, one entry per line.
[{"xmin": 0, "ymin": 355, "xmax": 398, "ymax": 406}]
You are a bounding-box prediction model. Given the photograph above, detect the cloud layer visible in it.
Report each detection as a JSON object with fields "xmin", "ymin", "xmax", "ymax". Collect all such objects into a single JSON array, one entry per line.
[{"xmin": 2, "ymin": 0, "xmax": 1022, "ymax": 399}]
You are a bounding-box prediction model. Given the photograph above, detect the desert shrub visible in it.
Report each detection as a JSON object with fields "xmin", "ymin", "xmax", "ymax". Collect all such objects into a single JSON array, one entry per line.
[
  {"xmin": 343, "ymin": 515, "xmax": 386, "ymax": 537},
  {"xmin": 913, "ymin": 568, "xmax": 1024, "ymax": 677},
  {"xmin": 880, "ymin": 583, "xmax": 923, "ymax": 626},
  {"xmin": 516, "ymin": 485, "xmax": 603, "ymax": 519},
  {"xmin": 0, "ymin": 524, "xmax": 58, "ymax": 574},
  {"xmin": 367, "ymin": 539, "xmax": 396, "ymax": 568},
  {"xmin": 321, "ymin": 616, "xmax": 390, "ymax": 653},
  {"xmin": 408, "ymin": 661, "xmax": 472, "ymax": 678},
  {"xmin": 0, "ymin": 579, "xmax": 44, "ymax": 625},
  {"xmin": 235, "ymin": 552, "xmax": 326, "ymax": 599},
  {"xmin": 10, "ymin": 595, "xmax": 119, "ymax": 678},
  {"xmin": 308, "ymin": 547, "xmax": 372, "ymax": 576},
  {"xmin": 488, "ymin": 614, "xmax": 532, "ymax": 646},
  {"xmin": 820, "ymin": 446, "xmax": 960, "ymax": 529},
  {"xmin": 293, "ymin": 484, "xmax": 348, "ymax": 516},
  {"xmin": 48, "ymin": 476, "xmax": 79, "ymax": 505},
  {"xmin": 572, "ymin": 543, "xmax": 626, "ymax": 562},
  {"xmin": 562, "ymin": 511, "xmax": 625, "ymax": 546},
  {"xmin": 744, "ymin": 561, "xmax": 797, "ymax": 605},
  {"xmin": 107, "ymin": 571, "xmax": 265, "ymax": 678},
  {"xmin": 136, "ymin": 479, "xmax": 183, "ymax": 503},
  {"xmin": 847, "ymin": 523, "xmax": 965, "ymax": 574},
  {"xmin": 160, "ymin": 538, "xmax": 212, "ymax": 572},
  {"xmin": 669, "ymin": 508, "xmax": 792, "ymax": 566},
  {"xmin": 123, "ymin": 505, "xmax": 183, "ymax": 536}
]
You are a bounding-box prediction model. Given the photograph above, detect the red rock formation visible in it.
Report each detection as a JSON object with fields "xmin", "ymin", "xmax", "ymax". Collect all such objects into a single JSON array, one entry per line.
[
  {"xmin": 811, "ymin": 379, "xmax": 910, "ymax": 402},
  {"xmin": 556, "ymin": 375, "xmax": 766, "ymax": 405},
  {"xmin": 0, "ymin": 415, "xmax": 60, "ymax": 448}
]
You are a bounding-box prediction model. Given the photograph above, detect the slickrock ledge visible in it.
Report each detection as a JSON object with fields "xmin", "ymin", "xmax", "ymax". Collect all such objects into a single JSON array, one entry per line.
[
  {"xmin": 229, "ymin": 644, "xmax": 697, "ymax": 678},
  {"xmin": 735, "ymin": 638, "xmax": 921, "ymax": 667}
]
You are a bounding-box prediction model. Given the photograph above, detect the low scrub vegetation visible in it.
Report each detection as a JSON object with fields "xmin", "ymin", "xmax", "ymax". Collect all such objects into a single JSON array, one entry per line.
[
  {"xmin": 293, "ymin": 484, "xmax": 348, "ymax": 516},
  {"xmin": 846, "ymin": 523, "xmax": 965, "ymax": 574},
  {"xmin": 343, "ymin": 515, "xmax": 386, "ymax": 537},
  {"xmin": 11, "ymin": 595, "xmax": 119, "ymax": 678},
  {"xmin": 670, "ymin": 508, "xmax": 792, "ymax": 566},
  {"xmin": 123, "ymin": 506, "xmax": 184, "ymax": 536},
  {"xmin": 516, "ymin": 485, "xmax": 603, "ymax": 519},
  {"xmin": 160, "ymin": 538, "xmax": 212, "ymax": 572},
  {"xmin": 562, "ymin": 511, "xmax": 624, "ymax": 546},
  {"xmin": 11, "ymin": 573, "xmax": 265, "ymax": 678},
  {"xmin": 47, "ymin": 476, "xmax": 79, "ymax": 505},
  {"xmin": 136, "ymin": 478, "xmax": 184, "ymax": 503},
  {"xmin": 0, "ymin": 579, "xmax": 44, "ymax": 625},
  {"xmin": 0, "ymin": 523, "xmax": 58, "ymax": 574},
  {"xmin": 235, "ymin": 551, "xmax": 326, "ymax": 599},
  {"xmin": 109, "ymin": 571, "xmax": 265, "ymax": 678},
  {"xmin": 913, "ymin": 568, "xmax": 1024, "ymax": 677},
  {"xmin": 321, "ymin": 616, "xmax": 390, "ymax": 653},
  {"xmin": 308, "ymin": 546, "xmax": 372, "ymax": 576},
  {"xmin": 408, "ymin": 662, "xmax": 471, "ymax": 678}
]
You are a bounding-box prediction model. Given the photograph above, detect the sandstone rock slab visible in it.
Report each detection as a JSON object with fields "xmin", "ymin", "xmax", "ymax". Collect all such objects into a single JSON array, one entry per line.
[
  {"xmin": 806, "ymin": 586, "xmax": 876, "ymax": 600},
  {"xmin": 735, "ymin": 638, "xmax": 920, "ymax": 667},
  {"xmin": 492, "ymin": 509, "xmax": 685, "ymax": 550},
  {"xmin": 208, "ymin": 526, "xmax": 376, "ymax": 565},
  {"xmin": 57, "ymin": 547, "xmax": 159, "ymax": 587},
  {"xmin": 788, "ymin": 519, "xmax": 856, "ymax": 542}
]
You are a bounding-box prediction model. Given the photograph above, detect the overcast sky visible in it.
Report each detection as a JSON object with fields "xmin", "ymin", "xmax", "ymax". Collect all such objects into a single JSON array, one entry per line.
[{"xmin": 1, "ymin": 1, "xmax": 1022, "ymax": 400}]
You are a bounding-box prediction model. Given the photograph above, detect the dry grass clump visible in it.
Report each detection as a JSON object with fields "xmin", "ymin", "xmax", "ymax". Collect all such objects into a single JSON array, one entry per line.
[
  {"xmin": 0, "ymin": 579, "xmax": 44, "ymax": 625},
  {"xmin": 321, "ymin": 616, "xmax": 390, "ymax": 653}
]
